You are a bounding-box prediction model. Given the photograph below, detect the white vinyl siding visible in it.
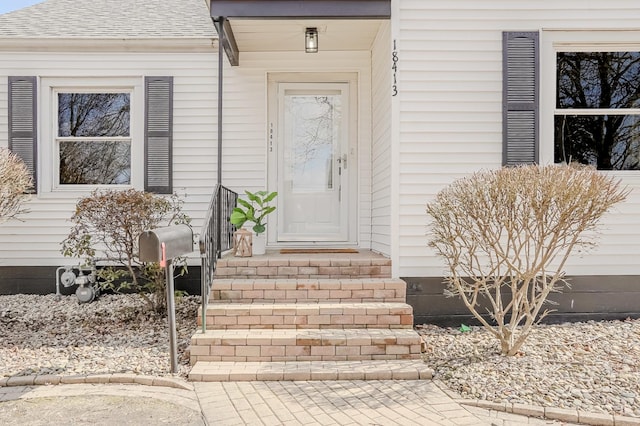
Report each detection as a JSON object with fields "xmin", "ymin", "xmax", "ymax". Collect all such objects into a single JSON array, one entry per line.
[
  {"xmin": 6, "ymin": 1, "xmax": 640, "ymax": 281},
  {"xmin": 396, "ymin": 0, "xmax": 640, "ymax": 277},
  {"xmin": 0, "ymin": 51, "xmax": 217, "ymax": 266},
  {"xmin": 0, "ymin": 47, "xmax": 375, "ymax": 265},
  {"xmin": 371, "ymin": 21, "xmax": 392, "ymax": 256}
]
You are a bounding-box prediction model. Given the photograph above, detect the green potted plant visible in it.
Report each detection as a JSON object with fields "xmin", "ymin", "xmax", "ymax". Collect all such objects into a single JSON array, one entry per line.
[{"xmin": 230, "ymin": 190, "xmax": 277, "ymax": 255}]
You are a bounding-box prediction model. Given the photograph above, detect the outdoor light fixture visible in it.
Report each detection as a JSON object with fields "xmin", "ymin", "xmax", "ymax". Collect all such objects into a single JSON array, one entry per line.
[{"xmin": 305, "ymin": 27, "xmax": 318, "ymax": 53}]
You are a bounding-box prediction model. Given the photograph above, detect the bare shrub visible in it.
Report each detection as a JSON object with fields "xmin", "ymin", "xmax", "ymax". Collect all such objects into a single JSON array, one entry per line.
[
  {"xmin": 61, "ymin": 189, "xmax": 190, "ymax": 313},
  {"xmin": 426, "ymin": 164, "xmax": 628, "ymax": 355},
  {"xmin": 0, "ymin": 148, "xmax": 33, "ymax": 223}
]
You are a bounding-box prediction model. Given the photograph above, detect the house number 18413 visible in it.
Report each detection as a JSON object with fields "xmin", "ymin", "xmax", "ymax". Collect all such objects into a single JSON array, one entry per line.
[{"xmin": 392, "ymin": 39, "xmax": 398, "ymax": 97}]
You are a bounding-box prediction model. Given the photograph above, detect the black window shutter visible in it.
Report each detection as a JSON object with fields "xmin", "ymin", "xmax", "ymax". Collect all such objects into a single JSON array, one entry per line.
[
  {"xmin": 8, "ymin": 76, "xmax": 37, "ymax": 193},
  {"xmin": 144, "ymin": 76, "xmax": 173, "ymax": 194},
  {"xmin": 502, "ymin": 32, "xmax": 539, "ymax": 166}
]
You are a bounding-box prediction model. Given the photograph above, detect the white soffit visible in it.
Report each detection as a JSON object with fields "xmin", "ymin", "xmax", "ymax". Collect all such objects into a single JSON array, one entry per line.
[{"xmin": 229, "ymin": 19, "xmax": 383, "ymax": 52}]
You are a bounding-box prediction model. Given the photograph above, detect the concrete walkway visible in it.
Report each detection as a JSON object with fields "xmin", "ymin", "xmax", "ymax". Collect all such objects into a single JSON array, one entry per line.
[{"xmin": 0, "ymin": 376, "xmax": 586, "ymax": 426}]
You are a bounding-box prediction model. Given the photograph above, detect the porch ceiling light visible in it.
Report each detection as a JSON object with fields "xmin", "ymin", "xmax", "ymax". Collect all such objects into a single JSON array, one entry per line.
[{"xmin": 305, "ymin": 27, "xmax": 318, "ymax": 53}]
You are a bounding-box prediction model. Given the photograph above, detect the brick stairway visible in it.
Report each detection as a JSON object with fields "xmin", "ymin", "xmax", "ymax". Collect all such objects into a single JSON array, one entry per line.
[{"xmin": 188, "ymin": 251, "xmax": 431, "ymax": 381}]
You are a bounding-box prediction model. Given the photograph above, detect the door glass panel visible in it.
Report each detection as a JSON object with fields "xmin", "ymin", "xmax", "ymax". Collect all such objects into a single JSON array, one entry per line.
[{"xmin": 284, "ymin": 94, "xmax": 341, "ymax": 192}]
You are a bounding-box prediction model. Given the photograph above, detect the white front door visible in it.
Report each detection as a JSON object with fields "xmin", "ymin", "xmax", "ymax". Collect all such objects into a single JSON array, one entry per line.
[{"xmin": 273, "ymin": 82, "xmax": 351, "ymax": 242}]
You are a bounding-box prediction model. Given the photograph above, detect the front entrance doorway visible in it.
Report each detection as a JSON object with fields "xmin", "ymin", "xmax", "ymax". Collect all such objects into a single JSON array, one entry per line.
[{"xmin": 268, "ymin": 75, "xmax": 357, "ymax": 244}]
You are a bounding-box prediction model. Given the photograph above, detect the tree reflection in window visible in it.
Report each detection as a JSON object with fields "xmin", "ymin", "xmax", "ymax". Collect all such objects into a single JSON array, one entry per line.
[
  {"xmin": 284, "ymin": 94, "xmax": 341, "ymax": 192},
  {"xmin": 555, "ymin": 52, "xmax": 640, "ymax": 170},
  {"xmin": 57, "ymin": 93, "xmax": 131, "ymax": 184}
]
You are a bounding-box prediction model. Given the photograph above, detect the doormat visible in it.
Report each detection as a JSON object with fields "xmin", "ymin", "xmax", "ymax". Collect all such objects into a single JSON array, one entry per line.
[{"xmin": 280, "ymin": 248, "xmax": 359, "ymax": 254}]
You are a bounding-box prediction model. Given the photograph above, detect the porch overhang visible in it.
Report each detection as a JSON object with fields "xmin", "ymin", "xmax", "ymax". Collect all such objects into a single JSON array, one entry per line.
[
  {"xmin": 213, "ymin": 18, "xmax": 240, "ymax": 66},
  {"xmin": 210, "ymin": 0, "xmax": 391, "ymax": 20},
  {"xmin": 210, "ymin": 0, "xmax": 391, "ymax": 66}
]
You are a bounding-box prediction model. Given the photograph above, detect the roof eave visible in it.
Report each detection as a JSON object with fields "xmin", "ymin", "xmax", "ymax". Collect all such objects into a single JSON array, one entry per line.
[{"xmin": 0, "ymin": 37, "xmax": 217, "ymax": 53}]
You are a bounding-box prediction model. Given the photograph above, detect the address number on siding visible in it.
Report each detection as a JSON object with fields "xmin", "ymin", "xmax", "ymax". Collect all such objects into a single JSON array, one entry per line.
[{"xmin": 392, "ymin": 39, "xmax": 398, "ymax": 97}]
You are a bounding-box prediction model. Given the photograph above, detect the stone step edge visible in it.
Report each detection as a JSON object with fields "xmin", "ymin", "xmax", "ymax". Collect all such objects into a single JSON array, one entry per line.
[
  {"xmin": 200, "ymin": 301, "xmax": 413, "ymax": 316},
  {"xmin": 189, "ymin": 332, "xmax": 423, "ymax": 361},
  {"xmin": 191, "ymin": 328, "xmax": 422, "ymax": 343},
  {"xmin": 214, "ymin": 259, "xmax": 391, "ymax": 279},
  {"xmin": 210, "ymin": 278, "xmax": 407, "ymax": 304},
  {"xmin": 188, "ymin": 360, "xmax": 433, "ymax": 382},
  {"xmin": 211, "ymin": 298, "xmax": 407, "ymax": 304},
  {"xmin": 190, "ymin": 327, "xmax": 423, "ymax": 361},
  {"xmin": 216, "ymin": 257, "xmax": 392, "ymax": 268},
  {"xmin": 211, "ymin": 278, "xmax": 406, "ymax": 287},
  {"xmin": 198, "ymin": 301, "xmax": 414, "ymax": 329},
  {"xmin": 198, "ymin": 328, "xmax": 413, "ymax": 331}
]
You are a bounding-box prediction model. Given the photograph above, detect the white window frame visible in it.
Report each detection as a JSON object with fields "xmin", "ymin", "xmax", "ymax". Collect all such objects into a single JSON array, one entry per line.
[
  {"xmin": 39, "ymin": 77, "xmax": 144, "ymax": 196},
  {"xmin": 540, "ymin": 29, "xmax": 640, "ymax": 179}
]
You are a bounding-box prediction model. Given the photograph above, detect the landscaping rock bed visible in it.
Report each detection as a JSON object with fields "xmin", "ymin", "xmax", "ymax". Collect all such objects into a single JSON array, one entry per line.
[
  {"xmin": 0, "ymin": 294, "xmax": 199, "ymax": 378},
  {"xmin": 418, "ymin": 319, "xmax": 640, "ymax": 418},
  {"xmin": 1, "ymin": 294, "xmax": 638, "ymax": 419}
]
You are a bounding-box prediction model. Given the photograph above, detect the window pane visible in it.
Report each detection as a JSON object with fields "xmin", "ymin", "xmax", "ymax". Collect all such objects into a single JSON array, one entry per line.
[
  {"xmin": 557, "ymin": 52, "xmax": 640, "ymax": 109},
  {"xmin": 554, "ymin": 115, "xmax": 640, "ymax": 170},
  {"xmin": 58, "ymin": 93, "xmax": 130, "ymax": 137},
  {"xmin": 59, "ymin": 141, "xmax": 131, "ymax": 184}
]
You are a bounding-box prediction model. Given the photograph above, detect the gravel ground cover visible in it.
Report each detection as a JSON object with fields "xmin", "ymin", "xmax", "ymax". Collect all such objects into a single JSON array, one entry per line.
[
  {"xmin": 418, "ymin": 319, "xmax": 640, "ymax": 418},
  {"xmin": 1, "ymin": 294, "xmax": 639, "ymax": 419},
  {"xmin": 0, "ymin": 294, "xmax": 199, "ymax": 378}
]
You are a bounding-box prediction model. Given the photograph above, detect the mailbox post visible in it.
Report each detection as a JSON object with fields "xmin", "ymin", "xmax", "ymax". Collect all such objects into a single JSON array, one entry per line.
[{"xmin": 139, "ymin": 224, "xmax": 194, "ymax": 374}]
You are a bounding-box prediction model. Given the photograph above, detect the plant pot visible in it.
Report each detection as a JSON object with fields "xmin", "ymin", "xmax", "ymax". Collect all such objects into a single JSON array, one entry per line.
[{"xmin": 253, "ymin": 233, "xmax": 266, "ymax": 255}]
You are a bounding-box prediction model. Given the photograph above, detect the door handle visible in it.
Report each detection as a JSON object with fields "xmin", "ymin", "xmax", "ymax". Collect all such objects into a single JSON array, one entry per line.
[{"xmin": 337, "ymin": 154, "xmax": 347, "ymax": 170}]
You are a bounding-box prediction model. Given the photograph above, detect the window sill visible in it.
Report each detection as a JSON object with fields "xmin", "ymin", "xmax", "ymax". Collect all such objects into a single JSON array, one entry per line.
[{"xmin": 36, "ymin": 185, "xmax": 137, "ymax": 200}]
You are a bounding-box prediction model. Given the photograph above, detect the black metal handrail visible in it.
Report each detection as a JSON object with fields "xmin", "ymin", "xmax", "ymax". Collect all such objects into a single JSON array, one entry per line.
[{"xmin": 199, "ymin": 184, "xmax": 238, "ymax": 332}]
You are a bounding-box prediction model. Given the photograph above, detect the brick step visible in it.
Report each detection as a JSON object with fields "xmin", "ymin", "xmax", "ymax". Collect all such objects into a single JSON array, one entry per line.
[
  {"xmin": 189, "ymin": 360, "xmax": 433, "ymax": 382},
  {"xmin": 198, "ymin": 302, "xmax": 414, "ymax": 330},
  {"xmin": 189, "ymin": 328, "xmax": 424, "ymax": 364},
  {"xmin": 214, "ymin": 252, "xmax": 391, "ymax": 279},
  {"xmin": 210, "ymin": 278, "xmax": 406, "ymax": 303}
]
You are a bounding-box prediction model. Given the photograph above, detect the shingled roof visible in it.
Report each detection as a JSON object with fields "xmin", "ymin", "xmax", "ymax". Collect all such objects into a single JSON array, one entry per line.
[{"xmin": 0, "ymin": 0, "xmax": 215, "ymax": 39}]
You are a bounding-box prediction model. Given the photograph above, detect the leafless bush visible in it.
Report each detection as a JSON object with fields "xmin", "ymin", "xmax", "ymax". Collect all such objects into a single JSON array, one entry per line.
[
  {"xmin": 61, "ymin": 189, "xmax": 190, "ymax": 313},
  {"xmin": 0, "ymin": 148, "xmax": 33, "ymax": 223},
  {"xmin": 426, "ymin": 164, "xmax": 628, "ymax": 355}
]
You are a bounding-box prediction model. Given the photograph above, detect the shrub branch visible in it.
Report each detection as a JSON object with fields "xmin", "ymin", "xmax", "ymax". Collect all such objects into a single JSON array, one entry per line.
[
  {"xmin": 427, "ymin": 164, "xmax": 628, "ymax": 355},
  {"xmin": 61, "ymin": 189, "xmax": 190, "ymax": 313},
  {"xmin": 0, "ymin": 148, "xmax": 33, "ymax": 224}
]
